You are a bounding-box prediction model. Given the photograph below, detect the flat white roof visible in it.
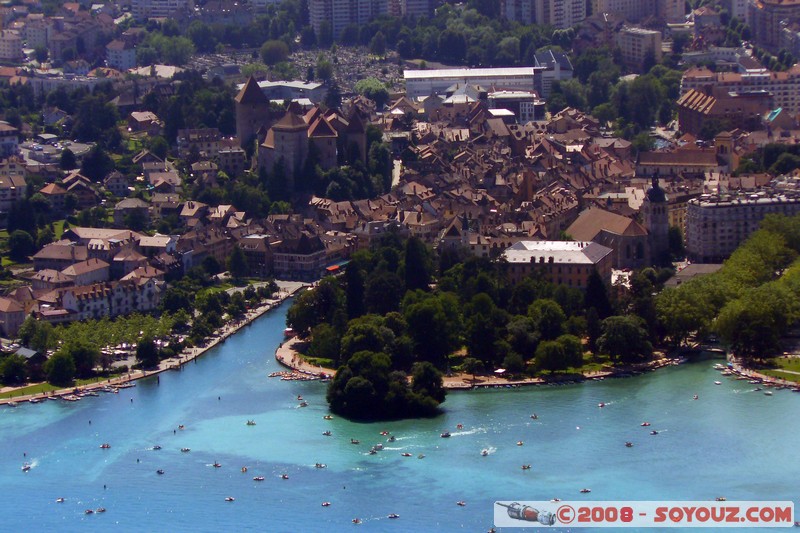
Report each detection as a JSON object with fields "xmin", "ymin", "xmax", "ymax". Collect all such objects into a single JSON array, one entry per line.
[
  {"xmin": 503, "ymin": 240, "xmax": 613, "ymax": 265},
  {"xmin": 236, "ymin": 80, "xmax": 322, "ymax": 91},
  {"xmin": 488, "ymin": 90, "xmax": 538, "ymax": 98},
  {"xmin": 258, "ymin": 80, "xmax": 321, "ymax": 90},
  {"xmin": 404, "ymin": 67, "xmax": 538, "ymax": 80}
]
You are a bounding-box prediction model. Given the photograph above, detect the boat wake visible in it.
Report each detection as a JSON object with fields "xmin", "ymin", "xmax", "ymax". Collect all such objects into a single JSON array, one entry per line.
[{"xmin": 451, "ymin": 427, "xmax": 487, "ymax": 437}]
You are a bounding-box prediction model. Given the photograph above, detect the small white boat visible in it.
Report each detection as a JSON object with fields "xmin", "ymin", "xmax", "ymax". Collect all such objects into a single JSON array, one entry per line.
[
  {"xmin": 714, "ymin": 381, "xmax": 722, "ymax": 385},
  {"xmin": 764, "ymin": 391, "xmax": 773, "ymax": 396},
  {"xmin": 225, "ymin": 497, "xmax": 235, "ymax": 502},
  {"xmin": 401, "ymin": 452, "xmax": 412, "ymax": 457},
  {"xmin": 481, "ymin": 449, "xmax": 489, "ymax": 456},
  {"xmin": 580, "ymin": 488, "xmax": 591, "ymax": 494},
  {"xmin": 55, "ymin": 498, "xmax": 65, "ymax": 503},
  {"xmin": 440, "ymin": 432, "xmax": 451, "ymax": 438},
  {"xmin": 21, "ymin": 463, "xmax": 31, "ymax": 472},
  {"xmin": 253, "ymin": 476, "xmax": 265, "ymax": 481}
]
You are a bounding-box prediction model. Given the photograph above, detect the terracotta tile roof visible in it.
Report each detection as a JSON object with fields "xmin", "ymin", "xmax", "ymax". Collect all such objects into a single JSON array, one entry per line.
[{"xmin": 566, "ymin": 207, "xmax": 648, "ymax": 241}]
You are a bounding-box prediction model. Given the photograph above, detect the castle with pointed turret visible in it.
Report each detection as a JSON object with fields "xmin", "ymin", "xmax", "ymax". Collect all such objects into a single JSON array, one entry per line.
[{"xmin": 234, "ymin": 77, "xmax": 368, "ymax": 190}]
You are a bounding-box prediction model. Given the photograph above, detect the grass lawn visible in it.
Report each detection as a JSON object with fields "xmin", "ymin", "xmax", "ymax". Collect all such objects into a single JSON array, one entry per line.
[
  {"xmin": 772, "ymin": 357, "xmax": 800, "ymax": 372},
  {"xmin": 53, "ymin": 219, "xmax": 66, "ymax": 239},
  {"xmin": 0, "ymin": 373, "xmax": 126, "ymax": 399},
  {"xmin": 199, "ymin": 283, "xmax": 234, "ymax": 296},
  {"xmin": 305, "ymin": 356, "xmax": 334, "ymax": 368},
  {"xmin": 759, "ymin": 357, "xmax": 800, "ymax": 383},
  {"xmin": 0, "ymin": 382, "xmax": 59, "ymax": 399},
  {"xmin": 760, "ymin": 369, "xmax": 800, "ymax": 383}
]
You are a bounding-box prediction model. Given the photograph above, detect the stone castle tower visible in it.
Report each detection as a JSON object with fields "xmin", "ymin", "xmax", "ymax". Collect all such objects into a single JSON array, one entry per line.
[
  {"xmin": 642, "ymin": 177, "xmax": 670, "ymax": 264},
  {"xmin": 234, "ymin": 77, "xmax": 272, "ymax": 148}
]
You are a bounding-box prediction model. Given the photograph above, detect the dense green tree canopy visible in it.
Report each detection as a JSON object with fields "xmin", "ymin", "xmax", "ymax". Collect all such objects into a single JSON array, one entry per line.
[
  {"xmin": 45, "ymin": 351, "xmax": 76, "ymax": 386},
  {"xmin": 136, "ymin": 337, "xmax": 161, "ymax": 369},
  {"xmin": 326, "ymin": 350, "xmax": 444, "ymax": 420},
  {"xmin": 597, "ymin": 315, "xmax": 652, "ymax": 363}
]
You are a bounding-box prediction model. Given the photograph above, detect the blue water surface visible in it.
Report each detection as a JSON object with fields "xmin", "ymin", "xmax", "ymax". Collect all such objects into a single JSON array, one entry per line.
[{"xmin": 1, "ymin": 300, "xmax": 797, "ymax": 532}]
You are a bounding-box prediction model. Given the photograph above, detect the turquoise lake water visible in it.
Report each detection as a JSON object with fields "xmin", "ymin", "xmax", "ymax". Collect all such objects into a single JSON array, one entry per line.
[{"xmin": 1, "ymin": 299, "xmax": 798, "ymax": 532}]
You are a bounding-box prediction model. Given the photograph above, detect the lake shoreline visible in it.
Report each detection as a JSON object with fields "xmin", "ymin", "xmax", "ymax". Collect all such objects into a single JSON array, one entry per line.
[
  {"xmin": 274, "ymin": 336, "xmax": 685, "ymax": 390},
  {"xmin": 0, "ymin": 282, "xmax": 308, "ymax": 406}
]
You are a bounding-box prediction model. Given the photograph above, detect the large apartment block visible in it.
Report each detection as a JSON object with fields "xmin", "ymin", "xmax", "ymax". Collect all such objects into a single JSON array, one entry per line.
[
  {"xmin": 501, "ymin": 0, "xmax": 587, "ymax": 29},
  {"xmin": 309, "ymin": 0, "xmax": 388, "ymax": 41},
  {"xmin": 616, "ymin": 26, "xmax": 662, "ymax": 69},
  {"xmin": 591, "ymin": 0, "xmax": 684, "ymax": 22},
  {"xmin": 749, "ymin": 0, "xmax": 800, "ymax": 51},
  {"xmin": 132, "ymin": 0, "xmax": 194, "ymax": 20},
  {"xmin": 686, "ymin": 191, "xmax": 800, "ymax": 263},
  {"xmin": 397, "ymin": 0, "xmax": 434, "ymax": 17},
  {"xmin": 681, "ymin": 64, "xmax": 800, "ymax": 115},
  {"xmin": 0, "ymin": 30, "xmax": 22, "ymax": 62}
]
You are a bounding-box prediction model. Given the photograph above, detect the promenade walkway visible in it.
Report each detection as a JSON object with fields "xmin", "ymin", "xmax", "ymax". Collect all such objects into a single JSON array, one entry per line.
[{"xmin": 0, "ymin": 281, "xmax": 308, "ymax": 406}]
